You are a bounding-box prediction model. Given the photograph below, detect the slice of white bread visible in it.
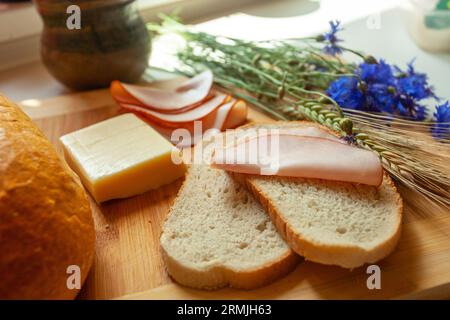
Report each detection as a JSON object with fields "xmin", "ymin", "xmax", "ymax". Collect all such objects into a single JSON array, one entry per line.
[
  {"xmin": 160, "ymin": 136, "xmax": 299, "ymax": 290},
  {"xmin": 231, "ymin": 122, "xmax": 403, "ymax": 269}
]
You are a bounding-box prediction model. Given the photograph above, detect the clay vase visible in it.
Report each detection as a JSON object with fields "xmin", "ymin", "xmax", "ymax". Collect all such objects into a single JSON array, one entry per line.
[{"xmin": 34, "ymin": 0, "xmax": 151, "ymax": 89}]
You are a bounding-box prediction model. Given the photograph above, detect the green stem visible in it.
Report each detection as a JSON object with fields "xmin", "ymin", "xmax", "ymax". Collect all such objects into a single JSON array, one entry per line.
[{"xmin": 339, "ymin": 46, "xmax": 366, "ymax": 60}]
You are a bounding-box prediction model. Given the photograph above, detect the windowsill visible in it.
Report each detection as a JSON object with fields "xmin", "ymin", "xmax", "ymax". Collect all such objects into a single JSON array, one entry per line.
[
  {"xmin": 0, "ymin": 0, "xmax": 265, "ymax": 72},
  {"xmin": 0, "ymin": 3, "xmax": 40, "ymax": 43},
  {"xmin": 0, "ymin": 1, "xmax": 29, "ymax": 12},
  {"xmin": 0, "ymin": 1, "xmax": 185, "ymax": 43},
  {"xmin": 1, "ymin": 0, "xmax": 448, "ymax": 104}
]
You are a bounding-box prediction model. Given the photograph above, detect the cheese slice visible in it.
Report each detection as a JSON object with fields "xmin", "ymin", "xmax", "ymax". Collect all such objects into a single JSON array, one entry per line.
[{"xmin": 60, "ymin": 113, "xmax": 186, "ymax": 203}]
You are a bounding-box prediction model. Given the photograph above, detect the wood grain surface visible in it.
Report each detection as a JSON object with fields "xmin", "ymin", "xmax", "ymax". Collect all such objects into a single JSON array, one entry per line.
[{"xmin": 21, "ymin": 88, "xmax": 450, "ymax": 300}]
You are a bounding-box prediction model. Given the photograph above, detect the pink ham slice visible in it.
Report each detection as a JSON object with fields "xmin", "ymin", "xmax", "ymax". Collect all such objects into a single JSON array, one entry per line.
[
  {"xmin": 119, "ymin": 70, "xmax": 213, "ymax": 112},
  {"xmin": 212, "ymin": 97, "xmax": 236, "ymax": 130},
  {"xmin": 212, "ymin": 130, "xmax": 383, "ymax": 186},
  {"xmin": 239, "ymin": 126, "xmax": 342, "ymax": 144},
  {"xmin": 110, "ymin": 80, "xmax": 214, "ymax": 114},
  {"xmin": 130, "ymin": 99, "xmax": 244, "ymax": 148},
  {"xmin": 120, "ymin": 94, "xmax": 227, "ymax": 124}
]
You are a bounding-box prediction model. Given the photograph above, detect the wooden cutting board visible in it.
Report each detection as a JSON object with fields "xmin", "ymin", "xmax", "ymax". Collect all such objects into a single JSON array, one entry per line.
[{"xmin": 22, "ymin": 88, "xmax": 450, "ymax": 300}]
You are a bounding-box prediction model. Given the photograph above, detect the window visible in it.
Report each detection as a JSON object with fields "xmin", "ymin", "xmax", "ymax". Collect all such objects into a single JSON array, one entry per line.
[{"xmin": 0, "ymin": 0, "xmax": 259, "ymax": 71}]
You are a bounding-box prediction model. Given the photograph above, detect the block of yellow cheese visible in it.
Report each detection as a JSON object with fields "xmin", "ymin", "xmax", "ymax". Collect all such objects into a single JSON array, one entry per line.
[{"xmin": 60, "ymin": 113, "xmax": 186, "ymax": 203}]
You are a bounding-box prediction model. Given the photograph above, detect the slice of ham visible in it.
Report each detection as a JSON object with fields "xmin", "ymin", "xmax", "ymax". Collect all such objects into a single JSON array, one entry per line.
[
  {"xmin": 212, "ymin": 97, "xmax": 236, "ymax": 129},
  {"xmin": 120, "ymin": 94, "xmax": 228, "ymax": 124},
  {"xmin": 231, "ymin": 126, "xmax": 342, "ymax": 147},
  {"xmin": 128, "ymin": 99, "xmax": 247, "ymax": 148},
  {"xmin": 110, "ymin": 81, "xmax": 215, "ymax": 115},
  {"xmin": 279, "ymin": 126, "xmax": 341, "ymax": 142},
  {"xmin": 221, "ymin": 100, "xmax": 247, "ymax": 130},
  {"xmin": 111, "ymin": 70, "xmax": 213, "ymax": 112},
  {"xmin": 212, "ymin": 130, "xmax": 383, "ymax": 186}
]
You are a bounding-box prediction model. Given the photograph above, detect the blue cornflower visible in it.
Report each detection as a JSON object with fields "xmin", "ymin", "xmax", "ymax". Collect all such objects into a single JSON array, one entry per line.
[
  {"xmin": 358, "ymin": 60, "xmax": 398, "ymax": 113},
  {"xmin": 395, "ymin": 60, "xmax": 436, "ymax": 100},
  {"xmin": 359, "ymin": 60, "xmax": 395, "ymax": 86},
  {"xmin": 396, "ymin": 96, "xmax": 427, "ymax": 120},
  {"xmin": 327, "ymin": 61, "xmax": 398, "ymax": 114},
  {"xmin": 321, "ymin": 20, "xmax": 343, "ymax": 56},
  {"xmin": 327, "ymin": 59, "xmax": 436, "ymax": 120},
  {"xmin": 432, "ymin": 101, "xmax": 450, "ymax": 140},
  {"xmin": 394, "ymin": 60, "xmax": 435, "ymax": 120},
  {"xmin": 415, "ymin": 105, "xmax": 428, "ymax": 121},
  {"xmin": 365, "ymin": 83, "xmax": 397, "ymax": 113},
  {"xmin": 326, "ymin": 76, "xmax": 364, "ymax": 110}
]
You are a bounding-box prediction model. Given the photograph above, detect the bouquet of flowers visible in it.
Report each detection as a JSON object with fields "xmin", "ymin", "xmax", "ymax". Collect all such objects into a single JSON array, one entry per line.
[{"xmin": 150, "ymin": 15, "xmax": 450, "ymax": 207}]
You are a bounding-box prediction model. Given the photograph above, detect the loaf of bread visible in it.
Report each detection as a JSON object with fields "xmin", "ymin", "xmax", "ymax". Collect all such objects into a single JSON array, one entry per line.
[
  {"xmin": 0, "ymin": 94, "xmax": 96, "ymax": 299},
  {"xmin": 160, "ymin": 135, "xmax": 299, "ymax": 290},
  {"xmin": 232, "ymin": 122, "xmax": 403, "ymax": 269}
]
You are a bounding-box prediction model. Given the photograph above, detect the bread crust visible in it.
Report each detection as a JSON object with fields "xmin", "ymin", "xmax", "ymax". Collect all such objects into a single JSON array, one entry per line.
[
  {"xmin": 232, "ymin": 121, "xmax": 403, "ymax": 269},
  {"xmin": 160, "ymin": 146, "xmax": 300, "ymax": 290},
  {"xmin": 234, "ymin": 173, "xmax": 402, "ymax": 269},
  {"xmin": 0, "ymin": 94, "xmax": 95, "ymax": 299},
  {"xmin": 162, "ymin": 243, "xmax": 299, "ymax": 290}
]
